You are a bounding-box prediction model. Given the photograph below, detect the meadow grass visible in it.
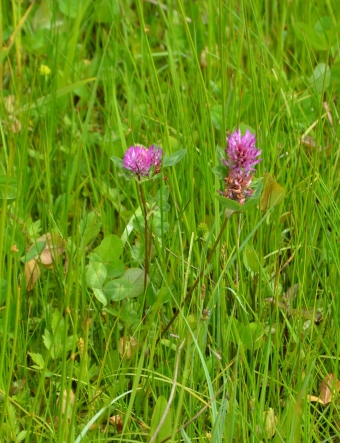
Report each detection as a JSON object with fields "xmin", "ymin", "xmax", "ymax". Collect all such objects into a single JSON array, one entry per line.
[{"xmin": 1, "ymin": 0, "xmax": 340, "ymax": 441}]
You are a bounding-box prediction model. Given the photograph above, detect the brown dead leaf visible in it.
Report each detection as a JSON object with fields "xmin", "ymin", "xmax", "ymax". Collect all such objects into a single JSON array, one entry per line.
[
  {"xmin": 320, "ymin": 374, "xmax": 340, "ymax": 405},
  {"xmin": 110, "ymin": 415, "xmax": 123, "ymax": 433},
  {"xmin": 118, "ymin": 336, "xmax": 138, "ymax": 360},
  {"xmin": 30, "ymin": 233, "xmax": 64, "ymax": 269},
  {"xmin": 307, "ymin": 373, "xmax": 340, "ymax": 405},
  {"xmin": 25, "ymin": 259, "xmax": 41, "ymax": 291},
  {"xmin": 301, "ymin": 135, "xmax": 331, "ymax": 155}
]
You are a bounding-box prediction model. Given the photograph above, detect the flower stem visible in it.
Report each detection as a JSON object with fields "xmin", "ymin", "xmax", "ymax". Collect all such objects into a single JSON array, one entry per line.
[
  {"xmin": 139, "ymin": 183, "xmax": 149, "ymax": 293},
  {"xmin": 159, "ymin": 215, "xmax": 229, "ymax": 341}
]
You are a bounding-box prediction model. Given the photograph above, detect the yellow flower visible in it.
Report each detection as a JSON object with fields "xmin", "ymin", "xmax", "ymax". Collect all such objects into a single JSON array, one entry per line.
[{"xmin": 39, "ymin": 64, "xmax": 51, "ymax": 77}]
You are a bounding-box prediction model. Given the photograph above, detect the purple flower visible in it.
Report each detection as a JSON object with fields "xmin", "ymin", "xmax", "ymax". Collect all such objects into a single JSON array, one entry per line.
[
  {"xmin": 123, "ymin": 145, "xmax": 152, "ymax": 176},
  {"xmin": 122, "ymin": 144, "xmax": 163, "ymax": 178},
  {"xmin": 148, "ymin": 145, "xmax": 163, "ymax": 173},
  {"xmin": 224, "ymin": 129, "xmax": 261, "ymax": 172},
  {"xmin": 220, "ymin": 129, "xmax": 261, "ymax": 204}
]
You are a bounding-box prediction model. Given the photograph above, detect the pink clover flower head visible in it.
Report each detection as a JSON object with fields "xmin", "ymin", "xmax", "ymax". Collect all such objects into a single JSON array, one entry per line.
[
  {"xmin": 225, "ymin": 129, "xmax": 262, "ymax": 172},
  {"xmin": 123, "ymin": 145, "xmax": 152, "ymax": 177},
  {"xmin": 220, "ymin": 129, "xmax": 262, "ymax": 205},
  {"xmin": 148, "ymin": 144, "xmax": 163, "ymax": 173}
]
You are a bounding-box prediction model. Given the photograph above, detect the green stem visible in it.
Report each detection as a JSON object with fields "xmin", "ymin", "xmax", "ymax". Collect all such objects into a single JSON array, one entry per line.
[{"xmin": 139, "ymin": 183, "xmax": 149, "ymax": 293}]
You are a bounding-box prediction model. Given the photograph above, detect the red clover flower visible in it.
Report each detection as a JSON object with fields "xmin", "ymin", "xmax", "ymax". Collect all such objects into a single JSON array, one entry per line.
[
  {"xmin": 123, "ymin": 145, "xmax": 163, "ymax": 178},
  {"xmin": 221, "ymin": 129, "xmax": 262, "ymax": 205}
]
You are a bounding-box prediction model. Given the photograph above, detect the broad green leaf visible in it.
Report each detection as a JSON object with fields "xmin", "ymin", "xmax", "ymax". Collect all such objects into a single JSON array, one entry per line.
[
  {"xmin": 93, "ymin": 234, "xmax": 123, "ymax": 261},
  {"xmin": 163, "ymin": 149, "xmax": 186, "ymax": 167},
  {"xmin": 293, "ymin": 22, "xmax": 329, "ymax": 50},
  {"xmin": 232, "ymin": 318, "xmax": 264, "ymax": 350},
  {"xmin": 216, "ymin": 181, "xmax": 262, "ymax": 213},
  {"xmin": 211, "ymin": 105, "xmax": 222, "ymax": 130},
  {"xmin": 156, "ymin": 186, "xmax": 169, "ymax": 205},
  {"xmin": 16, "ymin": 430, "xmax": 28, "ymax": 441},
  {"xmin": 106, "ymin": 258, "xmax": 124, "ymax": 278},
  {"xmin": 111, "ymin": 155, "xmax": 124, "ymax": 169},
  {"xmin": 0, "ymin": 176, "xmax": 18, "ymax": 204},
  {"xmin": 216, "ymin": 145, "xmax": 225, "ymax": 161},
  {"xmin": 243, "ymin": 246, "xmax": 262, "ymax": 274},
  {"xmin": 79, "ymin": 212, "xmax": 101, "ymax": 247},
  {"xmin": 93, "ymin": 288, "xmax": 107, "ymax": 306},
  {"xmin": 238, "ymin": 123, "xmax": 256, "ymax": 135},
  {"xmin": 261, "ymin": 174, "xmax": 285, "ymax": 212},
  {"xmin": 123, "ymin": 268, "xmax": 145, "ymax": 298},
  {"xmin": 57, "ymin": 0, "xmax": 80, "ymax": 18},
  {"xmin": 28, "ymin": 352, "xmax": 45, "ymax": 369},
  {"xmin": 103, "ymin": 279, "xmax": 133, "ymax": 301},
  {"xmin": 212, "ymin": 165, "xmax": 228, "ymax": 180},
  {"xmin": 149, "ymin": 396, "xmax": 173, "ymax": 443},
  {"xmin": 216, "ymin": 195, "xmax": 243, "ymax": 211},
  {"xmin": 309, "ymin": 63, "xmax": 331, "ymax": 93},
  {"xmin": 86, "ymin": 262, "xmax": 107, "ymax": 288},
  {"xmin": 0, "ymin": 176, "xmax": 18, "ymax": 186},
  {"xmin": 94, "ymin": 0, "xmax": 120, "ymax": 22}
]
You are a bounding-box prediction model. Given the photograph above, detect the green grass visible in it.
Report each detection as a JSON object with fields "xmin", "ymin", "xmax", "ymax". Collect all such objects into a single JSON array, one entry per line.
[{"xmin": 1, "ymin": 0, "xmax": 340, "ymax": 441}]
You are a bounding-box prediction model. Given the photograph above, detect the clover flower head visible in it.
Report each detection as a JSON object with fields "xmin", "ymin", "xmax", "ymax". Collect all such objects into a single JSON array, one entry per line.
[
  {"xmin": 220, "ymin": 129, "xmax": 262, "ymax": 204},
  {"xmin": 123, "ymin": 145, "xmax": 152, "ymax": 177},
  {"xmin": 122, "ymin": 144, "xmax": 163, "ymax": 178},
  {"xmin": 148, "ymin": 145, "xmax": 163, "ymax": 173},
  {"xmin": 224, "ymin": 129, "xmax": 261, "ymax": 172}
]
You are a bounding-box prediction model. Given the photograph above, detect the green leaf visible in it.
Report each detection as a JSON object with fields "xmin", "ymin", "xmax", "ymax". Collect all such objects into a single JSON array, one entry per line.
[
  {"xmin": 261, "ymin": 174, "xmax": 285, "ymax": 212},
  {"xmin": 57, "ymin": 0, "xmax": 80, "ymax": 18},
  {"xmin": 93, "ymin": 288, "xmax": 107, "ymax": 306},
  {"xmin": 0, "ymin": 175, "xmax": 17, "ymax": 204},
  {"xmin": 20, "ymin": 241, "xmax": 46, "ymax": 263},
  {"xmin": 16, "ymin": 431, "xmax": 28, "ymax": 442},
  {"xmin": 309, "ymin": 63, "xmax": 331, "ymax": 93},
  {"xmin": 212, "ymin": 165, "xmax": 228, "ymax": 180},
  {"xmin": 79, "ymin": 212, "xmax": 101, "ymax": 247},
  {"xmin": 106, "ymin": 258, "xmax": 124, "ymax": 278},
  {"xmin": 216, "ymin": 145, "xmax": 225, "ymax": 161},
  {"xmin": 149, "ymin": 396, "xmax": 173, "ymax": 443},
  {"xmin": 94, "ymin": 0, "xmax": 119, "ymax": 23},
  {"xmin": 163, "ymin": 149, "xmax": 187, "ymax": 167},
  {"xmin": 0, "ymin": 176, "xmax": 18, "ymax": 186},
  {"xmin": 238, "ymin": 123, "xmax": 256, "ymax": 135},
  {"xmin": 216, "ymin": 195, "xmax": 243, "ymax": 211},
  {"xmin": 86, "ymin": 262, "xmax": 107, "ymax": 288},
  {"xmin": 293, "ymin": 22, "xmax": 329, "ymax": 50},
  {"xmin": 211, "ymin": 105, "xmax": 222, "ymax": 130},
  {"xmin": 111, "ymin": 155, "xmax": 124, "ymax": 169},
  {"xmin": 243, "ymin": 246, "xmax": 263, "ymax": 274},
  {"xmin": 232, "ymin": 318, "xmax": 265, "ymax": 350},
  {"xmin": 93, "ymin": 234, "xmax": 123, "ymax": 261},
  {"xmin": 28, "ymin": 352, "xmax": 45, "ymax": 369},
  {"xmin": 123, "ymin": 268, "xmax": 145, "ymax": 298},
  {"xmin": 103, "ymin": 279, "xmax": 133, "ymax": 301}
]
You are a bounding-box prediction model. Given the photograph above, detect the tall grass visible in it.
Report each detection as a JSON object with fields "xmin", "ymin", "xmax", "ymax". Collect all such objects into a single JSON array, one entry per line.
[{"xmin": 0, "ymin": 0, "xmax": 340, "ymax": 441}]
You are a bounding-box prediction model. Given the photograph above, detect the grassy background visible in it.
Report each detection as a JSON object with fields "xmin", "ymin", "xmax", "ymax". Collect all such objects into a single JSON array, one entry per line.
[{"xmin": 1, "ymin": 0, "xmax": 340, "ymax": 441}]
